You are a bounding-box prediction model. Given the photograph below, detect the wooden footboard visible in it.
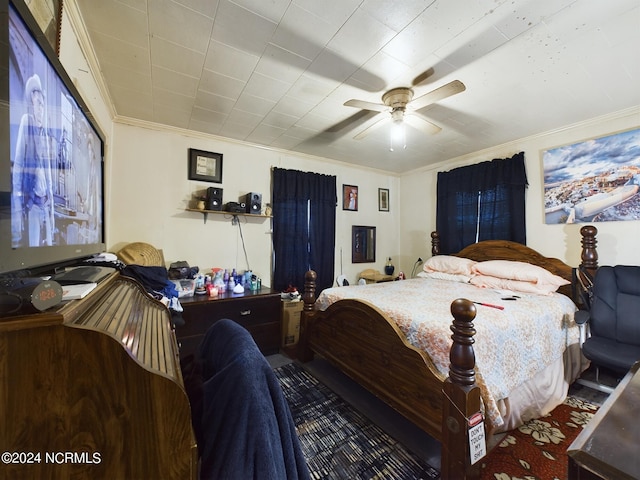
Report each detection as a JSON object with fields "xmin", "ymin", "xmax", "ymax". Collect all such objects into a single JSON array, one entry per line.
[
  {"xmin": 299, "ymin": 270, "xmax": 482, "ymax": 478},
  {"xmin": 301, "ymin": 294, "xmax": 446, "ymax": 436}
]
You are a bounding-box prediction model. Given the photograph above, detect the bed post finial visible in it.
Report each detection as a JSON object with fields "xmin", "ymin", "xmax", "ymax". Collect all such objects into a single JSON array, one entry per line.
[
  {"xmin": 431, "ymin": 231, "xmax": 441, "ymax": 256},
  {"xmin": 448, "ymin": 299, "xmax": 477, "ymax": 385},
  {"xmin": 302, "ymin": 270, "xmax": 317, "ymax": 312},
  {"xmin": 441, "ymin": 298, "xmax": 481, "ymax": 480},
  {"xmin": 580, "ymin": 225, "xmax": 598, "ymax": 274},
  {"xmin": 298, "ymin": 270, "xmax": 318, "ymax": 362}
]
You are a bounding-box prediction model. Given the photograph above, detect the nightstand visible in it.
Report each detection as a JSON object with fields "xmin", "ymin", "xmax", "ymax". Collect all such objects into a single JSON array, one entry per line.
[{"xmin": 359, "ymin": 269, "xmax": 395, "ymax": 284}]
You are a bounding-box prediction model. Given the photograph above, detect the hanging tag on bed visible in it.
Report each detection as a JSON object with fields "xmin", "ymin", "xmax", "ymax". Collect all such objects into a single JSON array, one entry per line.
[{"xmin": 468, "ymin": 412, "xmax": 486, "ymax": 465}]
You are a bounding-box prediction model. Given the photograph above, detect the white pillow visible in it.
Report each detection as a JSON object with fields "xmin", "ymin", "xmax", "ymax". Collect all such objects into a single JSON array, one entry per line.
[
  {"xmin": 470, "ymin": 275, "xmax": 560, "ymax": 295},
  {"xmin": 417, "ymin": 271, "xmax": 471, "ymax": 283},
  {"xmin": 423, "ymin": 255, "xmax": 477, "ymax": 276},
  {"xmin": 471, "ymin": 260, "xmax": 569, "ymax": 286}
]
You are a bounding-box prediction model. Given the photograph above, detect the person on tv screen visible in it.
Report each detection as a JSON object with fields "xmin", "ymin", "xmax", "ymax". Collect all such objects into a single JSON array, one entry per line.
[{"xmin": 11, "ymin": 73, "xmax": 55, "ymax": 248}]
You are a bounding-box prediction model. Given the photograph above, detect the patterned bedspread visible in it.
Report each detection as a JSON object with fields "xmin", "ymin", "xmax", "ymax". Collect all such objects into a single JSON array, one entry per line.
[{"xmin": 315, "ymin": 277, "xmax": 579, "ymax": 430}]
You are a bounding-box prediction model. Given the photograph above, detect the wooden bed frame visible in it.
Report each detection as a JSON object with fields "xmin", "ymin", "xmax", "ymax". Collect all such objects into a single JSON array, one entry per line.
[{"xmin": 298, "ymin": 225, "xmax": 598, "ymax": 479}]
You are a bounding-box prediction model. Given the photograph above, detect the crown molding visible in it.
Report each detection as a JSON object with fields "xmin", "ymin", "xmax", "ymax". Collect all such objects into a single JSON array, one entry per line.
[{"xmin": 62, "ymin": 0, "xmax": 116, "ymax": 122}]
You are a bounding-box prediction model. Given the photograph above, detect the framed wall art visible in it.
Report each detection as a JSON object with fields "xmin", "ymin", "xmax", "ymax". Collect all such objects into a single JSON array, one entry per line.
[
  {"xmin": 343, "ymin": 184, "xmax": 358, "ymax": 211},
  {"xmin": 542, "ymin": 128, "xmax": 640, "ymax": 224},
  {"xmin": 378, "ymin": 188, "xmax": 389, "ymax": 212},
  {"xmin": 188, "ymin": 148, "xmax": 223, "ymax": 183}
]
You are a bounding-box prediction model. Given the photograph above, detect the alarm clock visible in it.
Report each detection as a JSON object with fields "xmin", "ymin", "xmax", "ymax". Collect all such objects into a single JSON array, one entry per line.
[{"xmin": 31, "ymin": 280, "xmax": 64, "ymax": 311}]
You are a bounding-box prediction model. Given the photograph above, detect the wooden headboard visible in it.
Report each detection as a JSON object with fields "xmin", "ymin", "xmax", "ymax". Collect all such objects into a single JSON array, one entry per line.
[{"xmin": 430, "ymin": 225, "xmax": 599, "ymax": 298}]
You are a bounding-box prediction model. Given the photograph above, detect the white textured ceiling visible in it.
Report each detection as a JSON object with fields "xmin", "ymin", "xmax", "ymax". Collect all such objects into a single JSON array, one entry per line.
[{"xmin": 73, "ymin": 0, "xmax": 640, "ymax": 173}]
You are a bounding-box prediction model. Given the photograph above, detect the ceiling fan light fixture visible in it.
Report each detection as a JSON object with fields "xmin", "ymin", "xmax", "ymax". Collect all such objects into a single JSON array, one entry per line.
[
  {"xmin": 345, "ymin": 73, "xmax": 465, "ymax": 144},
  {"xmin": 389, "ymin": 118, "xmax": 406, "ymax": 152}
]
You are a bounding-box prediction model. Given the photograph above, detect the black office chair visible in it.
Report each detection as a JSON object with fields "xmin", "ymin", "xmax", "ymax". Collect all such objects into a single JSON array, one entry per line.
[{"xmin": 575, "ymin": 265, "xmax": 640, "ymax": 393}]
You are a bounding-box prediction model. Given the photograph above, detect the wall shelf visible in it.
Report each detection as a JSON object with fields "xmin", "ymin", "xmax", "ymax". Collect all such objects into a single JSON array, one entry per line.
[{"xmin": 186, "ymin": 208, "xmax": 271, "ymax": 224}]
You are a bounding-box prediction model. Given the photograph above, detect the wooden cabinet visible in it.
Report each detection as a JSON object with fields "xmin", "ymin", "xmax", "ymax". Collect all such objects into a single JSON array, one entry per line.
[
  {"xmin": 0, "ymin": 273, "xmax": 197, "ymax": 480},
  {"xmin": 176, "ymin": 288, "xmax": 281, "ymax": 358}
]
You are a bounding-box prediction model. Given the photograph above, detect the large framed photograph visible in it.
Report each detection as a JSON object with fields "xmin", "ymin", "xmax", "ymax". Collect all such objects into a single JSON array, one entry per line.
[
  {"xmin": 343, "ymin": 184, "xmax": 358, "ymax": 211},
  {"xmin": 188, "ymin": 148, "xmax": 223, "ymax": 183},
  {"xmin": 378, "ymin": 188, "xmax": 389, "ymax": 212},
  {"xmin": 542, "ymin": 128, "xmax": 640, "ymax": 224}
]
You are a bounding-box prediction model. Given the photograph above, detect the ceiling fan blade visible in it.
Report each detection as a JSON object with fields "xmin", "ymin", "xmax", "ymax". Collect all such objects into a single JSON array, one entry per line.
[
  {"xmin": 411, "ymin": 67, "xmax": 435, "ymax": 87},
  {"xmin": 353, "ymin": 114, "xmax": 389, "ymax": 140},
  {"xmin": 410, "ymin": 80, "xmax": 466, "ymax": 111},
  {"xmin": 344, "ymin": 99, "xmax": 388, "ymax": 112},
  {"xmin": 405, "ymin": 114, "xmax": 442, "ymax": 135}
]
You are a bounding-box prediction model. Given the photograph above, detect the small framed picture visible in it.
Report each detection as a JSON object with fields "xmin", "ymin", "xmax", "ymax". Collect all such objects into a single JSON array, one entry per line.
[
  {"xmin": 188, "ymin": 148, "xmax": 223, "ymax": 183},
  {"xmin": 343, "ymin": 185, "xmax": 358, "ymax": 211},
  {"xmin": 378, "ymin": 188, "xmax": 389, "ymax": 212}
]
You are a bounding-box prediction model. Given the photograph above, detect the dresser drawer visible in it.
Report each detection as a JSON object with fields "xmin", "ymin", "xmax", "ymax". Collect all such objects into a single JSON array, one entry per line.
[
  {"xmin": 179, "ymin": 296, "xmax": 278, "ymax": 336},
  {"xmin": 211, "ymin": 296, "xmax": 280, "ymax": 326},
  {"xmin": 176, "ymin": 290, "xmax": 281, "ymax": 358}
]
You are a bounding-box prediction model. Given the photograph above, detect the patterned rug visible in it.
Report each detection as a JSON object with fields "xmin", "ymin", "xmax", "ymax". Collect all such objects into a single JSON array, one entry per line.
[
  {"xmin": 480, "ymin": 396, "xmax": 600, "ymax": 479},
  {"xmin": 274, "ymin": 362, "xmax": 439, "ymax": 480},
  {"xmin": 274, "ymin": 361, "xmax": 601, "ymax": 480}
]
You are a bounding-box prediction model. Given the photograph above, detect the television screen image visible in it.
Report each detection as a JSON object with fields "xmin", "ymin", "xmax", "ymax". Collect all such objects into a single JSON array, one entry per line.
[
  {"xmin": 0, "ymin": 0, "xmax": 105, "ymax": 276},
  {"xmin": 9, "ymin": 4, "xmax": 102, "ymax": 248}
]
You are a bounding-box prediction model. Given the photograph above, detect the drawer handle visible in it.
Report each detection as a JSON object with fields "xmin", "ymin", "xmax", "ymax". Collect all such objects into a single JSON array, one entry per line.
[{"xmin": 240, "ymin": 309, "xmax": 251, "ymax": 316}]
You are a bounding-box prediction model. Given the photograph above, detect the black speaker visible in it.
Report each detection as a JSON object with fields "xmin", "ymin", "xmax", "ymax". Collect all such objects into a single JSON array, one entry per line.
[
  {"xmin": 244, "ymin": 192, "xmax": 262, "ymax": 214},
  {"xmin": 206, "ymin": 187, "xmax": 223, "ymax": 211}
]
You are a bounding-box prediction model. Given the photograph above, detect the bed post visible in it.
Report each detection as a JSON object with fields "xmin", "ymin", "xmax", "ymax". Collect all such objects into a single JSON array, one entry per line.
[
  {"xmin": 580, "ymin": 225, "xmax": 598, "ymax": 277},
  {"xmin": 441, "ymin": 298, "xmax": 481, "ymax": 480},
  {"xmin": 298, "ymin": 270, "xmax": 317, "ymax": 362},
  {"xmin": 431, "ymin": 231, "xmax": 441, "ymax": 256}
]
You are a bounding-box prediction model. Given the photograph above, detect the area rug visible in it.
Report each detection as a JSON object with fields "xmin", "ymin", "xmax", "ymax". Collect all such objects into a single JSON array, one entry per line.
[
  {"xmin": 480, "ymin": 396, "xmax": 599, "ymax": 479},
  {"xmin": 274, "ymin": 362, "xmax": 439, "ymax": 480}
]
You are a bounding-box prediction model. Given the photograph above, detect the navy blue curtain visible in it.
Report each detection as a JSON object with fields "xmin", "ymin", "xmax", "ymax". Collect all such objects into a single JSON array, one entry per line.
[
  {"xmin": 272, "ymin": 168, "xmax": 336, "ymax": 292},
  {"xmin": 436, "ymin": 152, "xmax": 527, "ymax": 254}
]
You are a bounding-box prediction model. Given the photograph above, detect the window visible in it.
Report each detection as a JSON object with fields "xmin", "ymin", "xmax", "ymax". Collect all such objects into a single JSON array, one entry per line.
[
  {"xmin": 436, "ymin": 152, "xmax": 527, "ymax": 254},
  {"xmin": 272, "ymin": 168, "xmax": 337, "ymax": 292}
]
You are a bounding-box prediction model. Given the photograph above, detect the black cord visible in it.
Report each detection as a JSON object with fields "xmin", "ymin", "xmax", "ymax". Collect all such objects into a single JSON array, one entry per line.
[
  {"xmin": 236, "ymin": 217, "xmax": 251, "ymax": 271},
  {"xmin": 411, "ymin": 257, "xmax": 423, "ymax": 278}
]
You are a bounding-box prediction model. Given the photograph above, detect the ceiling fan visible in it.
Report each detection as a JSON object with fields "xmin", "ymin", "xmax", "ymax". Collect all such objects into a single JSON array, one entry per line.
[{"xmin": 343, "ymin": 75, "xmax": 466, "ymax": 142}]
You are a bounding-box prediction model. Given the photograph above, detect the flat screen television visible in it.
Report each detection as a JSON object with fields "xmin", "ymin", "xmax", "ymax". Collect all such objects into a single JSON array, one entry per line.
[{"xmin": 0, "ymin": 0, "xmax": 106, "ymax": 278}]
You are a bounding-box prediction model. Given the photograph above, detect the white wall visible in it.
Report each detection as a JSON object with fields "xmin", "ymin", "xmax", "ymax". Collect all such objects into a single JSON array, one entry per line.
[
  {"xmin": 108, "ymin": 121, "xmax": 400, "ymax": 288},
  {"xmin": 399, "ymin": 107, "xmax": 640, "ymax": 272}
]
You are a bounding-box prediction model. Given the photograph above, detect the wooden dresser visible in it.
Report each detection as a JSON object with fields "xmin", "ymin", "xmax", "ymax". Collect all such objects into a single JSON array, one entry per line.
[
  {"xmin": 0, "ymin": 273, "xmax": 197, "ymax": 480},
  {"xmin": 176, "ymin": 288, "xmax": 281, "ymax": 359}
]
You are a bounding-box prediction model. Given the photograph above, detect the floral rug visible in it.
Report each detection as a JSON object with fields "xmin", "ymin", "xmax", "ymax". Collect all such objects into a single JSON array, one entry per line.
[{"xmin": 480, "ymin": 396, "xmax": 599, "ymax": 479}]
